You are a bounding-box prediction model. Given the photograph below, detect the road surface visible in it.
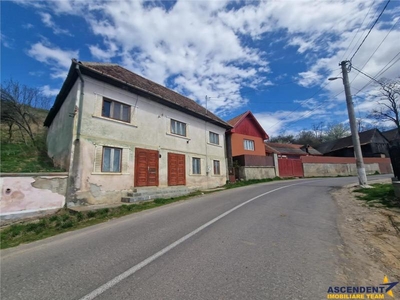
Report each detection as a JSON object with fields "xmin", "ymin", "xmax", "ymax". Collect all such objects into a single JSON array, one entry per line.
[{"xmin": 1, "ymin": 176, "xmax": 389, "ymax": 300}]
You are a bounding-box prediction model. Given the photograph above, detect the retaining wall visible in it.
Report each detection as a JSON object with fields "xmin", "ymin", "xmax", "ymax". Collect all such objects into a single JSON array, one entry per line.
[{"xmin": 0, "ymin": 173, "xmax": 68, "ymax": 221}]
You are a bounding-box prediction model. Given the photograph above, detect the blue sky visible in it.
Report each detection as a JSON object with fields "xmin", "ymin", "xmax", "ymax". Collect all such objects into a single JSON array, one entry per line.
[{"xmin": 1, "ymin": 0, "xmax": 399, "ymax": 137}]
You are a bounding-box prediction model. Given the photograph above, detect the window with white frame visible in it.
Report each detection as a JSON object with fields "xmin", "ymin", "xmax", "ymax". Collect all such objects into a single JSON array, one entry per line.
[
  {"xmin": 192, "ymin": 157, "xmax": 201, "ymax": 174},
  {"xmin": 102, "ymin": 97, "xmax": 131, "ymax": 122},
  {"xmin": 209, "ymin": 132, "xmax": 219, "ymax": 145},
  {"xmin": 102, "ymin": 147, "xmax": 122, "ymax": 172},
  {"xmin": 244, "ymin": 139, "xmax": 255, "ymax": 151},
  {"xmin": 213, "ymin": 160, "xmax": 220, "ymax": 175},
  {"xmin": 171, "ymin": 119, "xmax": 187, "ymax": 136}
]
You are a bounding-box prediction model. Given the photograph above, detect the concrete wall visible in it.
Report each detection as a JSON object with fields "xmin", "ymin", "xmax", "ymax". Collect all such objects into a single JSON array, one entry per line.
[
  {"xmin": 300, "ymin": 156, "xmax": 392, "ymax": 177},
  {"xmin": 0, "ymin": 173, "xmax": 67, "ymax": 220},
  {"xmin": 47, "ymin": 81, "xmax": 79, "ymax": 170},
  {"xmin": 57, "ymin": 76, "xmax": 228, "ymax": 205},
  {"xmin": 238, "ymin": 166, "xmax": 276, "ymax": 180},
  {"xmin": 302, "ymin": 163, "xmax": 380, "ymax": 177}
]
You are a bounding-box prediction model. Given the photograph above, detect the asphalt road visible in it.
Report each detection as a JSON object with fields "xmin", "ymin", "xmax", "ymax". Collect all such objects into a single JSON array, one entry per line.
[{"xmin": 0, "ymin": 175, "xmax": 390, "ymax": 300}]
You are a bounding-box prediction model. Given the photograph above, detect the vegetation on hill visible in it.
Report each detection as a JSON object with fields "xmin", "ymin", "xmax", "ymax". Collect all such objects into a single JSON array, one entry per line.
[{"xmin": 0, "ymin": 79, "xmax": 65, "ymax": 173}]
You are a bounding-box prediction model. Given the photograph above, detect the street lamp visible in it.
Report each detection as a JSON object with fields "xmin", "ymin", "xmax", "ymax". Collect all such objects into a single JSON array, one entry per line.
[{"xmin": 328, "ymin": 61, "xmax": 368, "ymax": 187}]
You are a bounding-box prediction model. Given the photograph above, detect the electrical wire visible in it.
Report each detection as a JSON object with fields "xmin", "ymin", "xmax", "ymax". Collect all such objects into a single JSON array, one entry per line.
[
  {"xmin": 352, "ymin": 52, "xmax": 400, "ymax": 96},
  {"xmin": 266, "ymin": 71, "xmax": 342, "ymax": 131},
  {"xmin": 349, "ymin": 17, "xmax": 399, "ymax": 85},
  {"xmin": 341, "ymin": 0, "xmax": 376, "ymax": 61},
  {"xmin": 349, "ymin": 0, "xmax": 391, "ymax": 62}
]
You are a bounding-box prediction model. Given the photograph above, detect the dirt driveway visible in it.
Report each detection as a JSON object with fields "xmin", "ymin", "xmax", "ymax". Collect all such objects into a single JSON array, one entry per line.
[{"xmin": 333, "ymin": 179, "xmax": 400, "ymax": 287}]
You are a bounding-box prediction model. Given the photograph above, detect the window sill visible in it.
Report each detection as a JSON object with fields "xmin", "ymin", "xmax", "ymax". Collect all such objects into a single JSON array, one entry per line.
[
  {"xmin": 91, "ymin": 172, "xmax": 130, "ymax": 175},
  {"xmin": 166, "ymin": 132, "xmax": 190, "ymax": 140},
  {"xmin": 207, "ymin": 142, "xmax": 222, "ymax": 147},
  {"xmin": 92, "ymin": 115, "xmax": 138, "ymax": 128}
]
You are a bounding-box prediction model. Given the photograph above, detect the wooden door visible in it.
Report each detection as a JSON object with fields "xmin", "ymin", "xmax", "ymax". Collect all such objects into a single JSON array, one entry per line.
[
  {"xmin": 168, "ymin": 153, "xmax": 186, "ymax": 186},
  {"xmin": 135, "ymin": 148, "xmax": 159, "ymax": 187}
]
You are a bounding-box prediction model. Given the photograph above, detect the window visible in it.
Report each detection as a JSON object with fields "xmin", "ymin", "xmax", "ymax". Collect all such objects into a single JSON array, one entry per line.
[
  {"xmin": 213, "ymin": 160, "xmax": 220, "ymax": 175},
  {"xmin": 102, "ymin": 98, "xmax": 130, "ymax": 122},
  {"xmin": 102, "ymin": 147, "xmax": 122, "ymax": 172},
  {"xmin": 171, "ymin": 119, "xmax": 187, "ymax": 136},
  {"xmin": 209, "ymin": 132, "xmax": 219, "ymax": 145},
  {"xmin": 192, "ymin": 158, "xmax": 201, "ymax": 174},
  {"xmin": 244, "ymin": 139, "xmax": 255, "ymax": 151}
]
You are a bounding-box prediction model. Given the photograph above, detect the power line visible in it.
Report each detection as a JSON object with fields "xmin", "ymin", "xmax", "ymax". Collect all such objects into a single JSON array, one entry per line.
[
  {"xmin": 349, "ymin": 17, "xmax": 399, "ymax": 85},
  {"xmin": 341, "ymin": 0, "xmax": 376, "ymax": 61},
  {"xmin": 352, "ymin": 51, "xmax": 400, "ymax": 96},
  {"xmin": 349, "ymin": 0, "xmax": 391, "ymax": 62},
  {"xmin": 351, "ymin": 65, "xmax": 382, "ymax": 85},
  {"xmin": 266, "ymin": 71, "xmax": 342, "ymax": 131}
]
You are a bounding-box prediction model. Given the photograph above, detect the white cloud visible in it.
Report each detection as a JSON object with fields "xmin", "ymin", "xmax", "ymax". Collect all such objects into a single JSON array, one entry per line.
[
  {"xmin": 22, "ymin": 23, "xmax": 34, "ymax": 29},
  {"xmin": 1, "ymin": 34, "xmax": 14, "ymax": 49},
  {"xmin": 27, "ymin": 42, "xmax": 78, "ymax": 79},
  {"xmin": 39, "ymin": 12, "xmax": 72, "ymax": 36},
  {"xmin": 15, "ymin": 0, "xmax": 400, "ymax": 127},
  {"xmin": 40, "ymin": 85, "xmax": 59, "ymax": 97}
]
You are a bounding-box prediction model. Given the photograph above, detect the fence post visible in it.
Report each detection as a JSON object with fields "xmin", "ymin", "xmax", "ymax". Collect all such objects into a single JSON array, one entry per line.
[{"xmin": 273, "ymin": 153, "xmax": 280, "ymax": 177}]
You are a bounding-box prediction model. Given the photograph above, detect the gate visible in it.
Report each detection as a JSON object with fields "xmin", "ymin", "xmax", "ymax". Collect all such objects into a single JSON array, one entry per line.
[{"xmin": 278, "ymin": 158, "xmax": 304, "ymax": 177}]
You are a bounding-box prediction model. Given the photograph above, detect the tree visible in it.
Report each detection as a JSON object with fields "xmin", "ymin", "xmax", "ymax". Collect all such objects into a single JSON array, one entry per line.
[
  {"xmin": 324, "ymin": 123, "xmax": 350, "ymax": 141},
  {"xmin": 369, "ymin": 77, "xmax": 400, "ymax": 133},
  {"xmin": 1, "ymin": 79, "xmax": 49, "ymax": 144},
  {"xmin": 296, "ymin": 130, "xmax": 321, "ymax": 148}
]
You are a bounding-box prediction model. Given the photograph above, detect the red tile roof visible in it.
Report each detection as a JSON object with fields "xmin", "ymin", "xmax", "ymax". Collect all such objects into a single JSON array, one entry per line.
[
  {"xmin": 45, "ymin": 59, "xmax": 231, "ymax": 128},
  {"xmin": 265, "ymin": 142, "xmax": 322, "ymax": 156}
]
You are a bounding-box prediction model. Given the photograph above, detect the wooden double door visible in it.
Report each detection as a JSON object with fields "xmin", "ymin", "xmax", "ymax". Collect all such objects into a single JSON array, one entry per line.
[
  {"xmin": 135, "ymin": 148, "xmax": 159, "ymax": 187},
  {"xmin": 168, "ymin": 153, "xmax": 186, "ymax": 186}
]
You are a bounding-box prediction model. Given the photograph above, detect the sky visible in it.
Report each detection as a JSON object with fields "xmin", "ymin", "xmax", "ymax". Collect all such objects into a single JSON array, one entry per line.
[{"xmin": 1, "ymin": 0, "xmax": 400, "ymax": 137}]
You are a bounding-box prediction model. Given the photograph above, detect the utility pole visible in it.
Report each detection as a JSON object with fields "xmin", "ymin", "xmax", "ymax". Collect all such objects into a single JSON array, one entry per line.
[{"xmin": 340, "ymin": 60, "xmax": 368, "ymax": 187}]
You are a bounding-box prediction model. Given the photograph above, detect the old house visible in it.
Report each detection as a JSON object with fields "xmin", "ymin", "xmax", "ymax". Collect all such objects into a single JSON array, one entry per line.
[
  {"xmin": 44, "ymin": 60, "xmax": 231, "ymax": 205},
  {"xmin": 317, "ymin": 128, "xmax": 390, "ymax": 158},
  {"xmin": 226, "ymin": 111, "xmax": 275, "ymax": 180}
]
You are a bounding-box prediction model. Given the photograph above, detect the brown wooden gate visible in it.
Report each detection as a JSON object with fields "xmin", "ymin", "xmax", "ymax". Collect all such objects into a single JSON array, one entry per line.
[
  {"xmin": 168, "ymin": 153, "xmax": 186, "ymax": 186},
  {"xmin": 278, "ymin": 158, "xmax": 304, "ymax": 177},
  {"xmin": 135, "ymin": 148, "xmax": 159, "ymax": 187}
]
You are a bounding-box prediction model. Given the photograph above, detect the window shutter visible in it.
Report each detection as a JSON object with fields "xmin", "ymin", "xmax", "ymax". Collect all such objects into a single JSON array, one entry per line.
[
  {"xmin": 94, "ymin": 145, "xmax": 103, "ymax": 172},
  {"xmin": 121, "ymin": 148, "xmax": 130, "ymax": 173}
]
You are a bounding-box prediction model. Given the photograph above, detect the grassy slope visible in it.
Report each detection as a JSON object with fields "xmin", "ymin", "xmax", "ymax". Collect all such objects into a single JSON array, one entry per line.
[{"xmin": 0, "ymin": 107, "xmax": 65, "ymax": 173}]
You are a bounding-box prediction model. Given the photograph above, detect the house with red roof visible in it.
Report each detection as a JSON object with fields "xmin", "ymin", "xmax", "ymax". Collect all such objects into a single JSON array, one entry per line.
[
  {"xmin": 226, "ymin": 111, "xmax": 276, "ymax": 181},
  {"xmin": 44, "ymin": 59, "xmax": 231, "ymax": 206}
]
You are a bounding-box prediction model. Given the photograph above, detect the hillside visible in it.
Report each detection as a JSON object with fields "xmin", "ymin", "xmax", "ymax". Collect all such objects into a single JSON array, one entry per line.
[{"xmin": 0, "ymin": 107, "xmax": 65, "ymax": 173}]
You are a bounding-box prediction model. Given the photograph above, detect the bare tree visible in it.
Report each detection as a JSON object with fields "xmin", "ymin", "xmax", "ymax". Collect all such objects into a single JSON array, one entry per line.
[
  {"xmin": 369, "ymin": 77, "xmax": 400, "ymax": 133},
  {"xmin": 324, "ymin": 122, "xmax": 350, "ymax": 141},
  {"xmin": 1, "ymin": 80, "xmax": 47, "ymax": 144}
]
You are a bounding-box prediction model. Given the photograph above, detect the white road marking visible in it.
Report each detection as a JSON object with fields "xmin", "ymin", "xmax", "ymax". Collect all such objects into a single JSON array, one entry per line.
[{"xmin": 79, "ymin": 181, "xmax": 315, "ymax": 300}]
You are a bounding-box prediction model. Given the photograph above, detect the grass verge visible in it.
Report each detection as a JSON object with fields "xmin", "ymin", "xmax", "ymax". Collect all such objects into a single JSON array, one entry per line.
[
  {"xmin": 354, "ymin": 183, "xmax": 400, "ymax": 208},
  {"xmin": 0, "ymin": 176, "xmax": 289, "ymax": 249}
]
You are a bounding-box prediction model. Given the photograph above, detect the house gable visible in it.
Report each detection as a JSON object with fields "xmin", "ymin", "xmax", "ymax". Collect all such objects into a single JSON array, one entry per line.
[{"xmin": 227, "ymin": 111, "xmax": 268, "ymax": 140}]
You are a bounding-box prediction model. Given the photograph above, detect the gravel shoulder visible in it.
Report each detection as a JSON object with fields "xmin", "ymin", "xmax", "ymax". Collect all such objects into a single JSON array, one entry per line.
[{"xmin": 333, "ymin": 179, "xmax": 400, "ymax": 286}]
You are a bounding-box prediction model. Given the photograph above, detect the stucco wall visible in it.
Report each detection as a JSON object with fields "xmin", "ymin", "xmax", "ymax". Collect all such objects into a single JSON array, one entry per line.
[
  {"xmin": 0, "ymin": 174, "xmax": 67, "ymax": 220},
  {"xmin": 238, "ymin": 166, "xmax": 276, "ymax": 180},
  {"xmin": 302, "ymin": 163, "xmax": 380, "ymax": 177},
  {"xmin": 65, "ymin": 76, "xmax": 228, "ymax": 205},
  {"xmin": 231, "ymin": 133, "xmax": 265, "ymax": 157},
  {"xmin": 47, "ymin": 81, "xmax": 79, "ymax": 170}
]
